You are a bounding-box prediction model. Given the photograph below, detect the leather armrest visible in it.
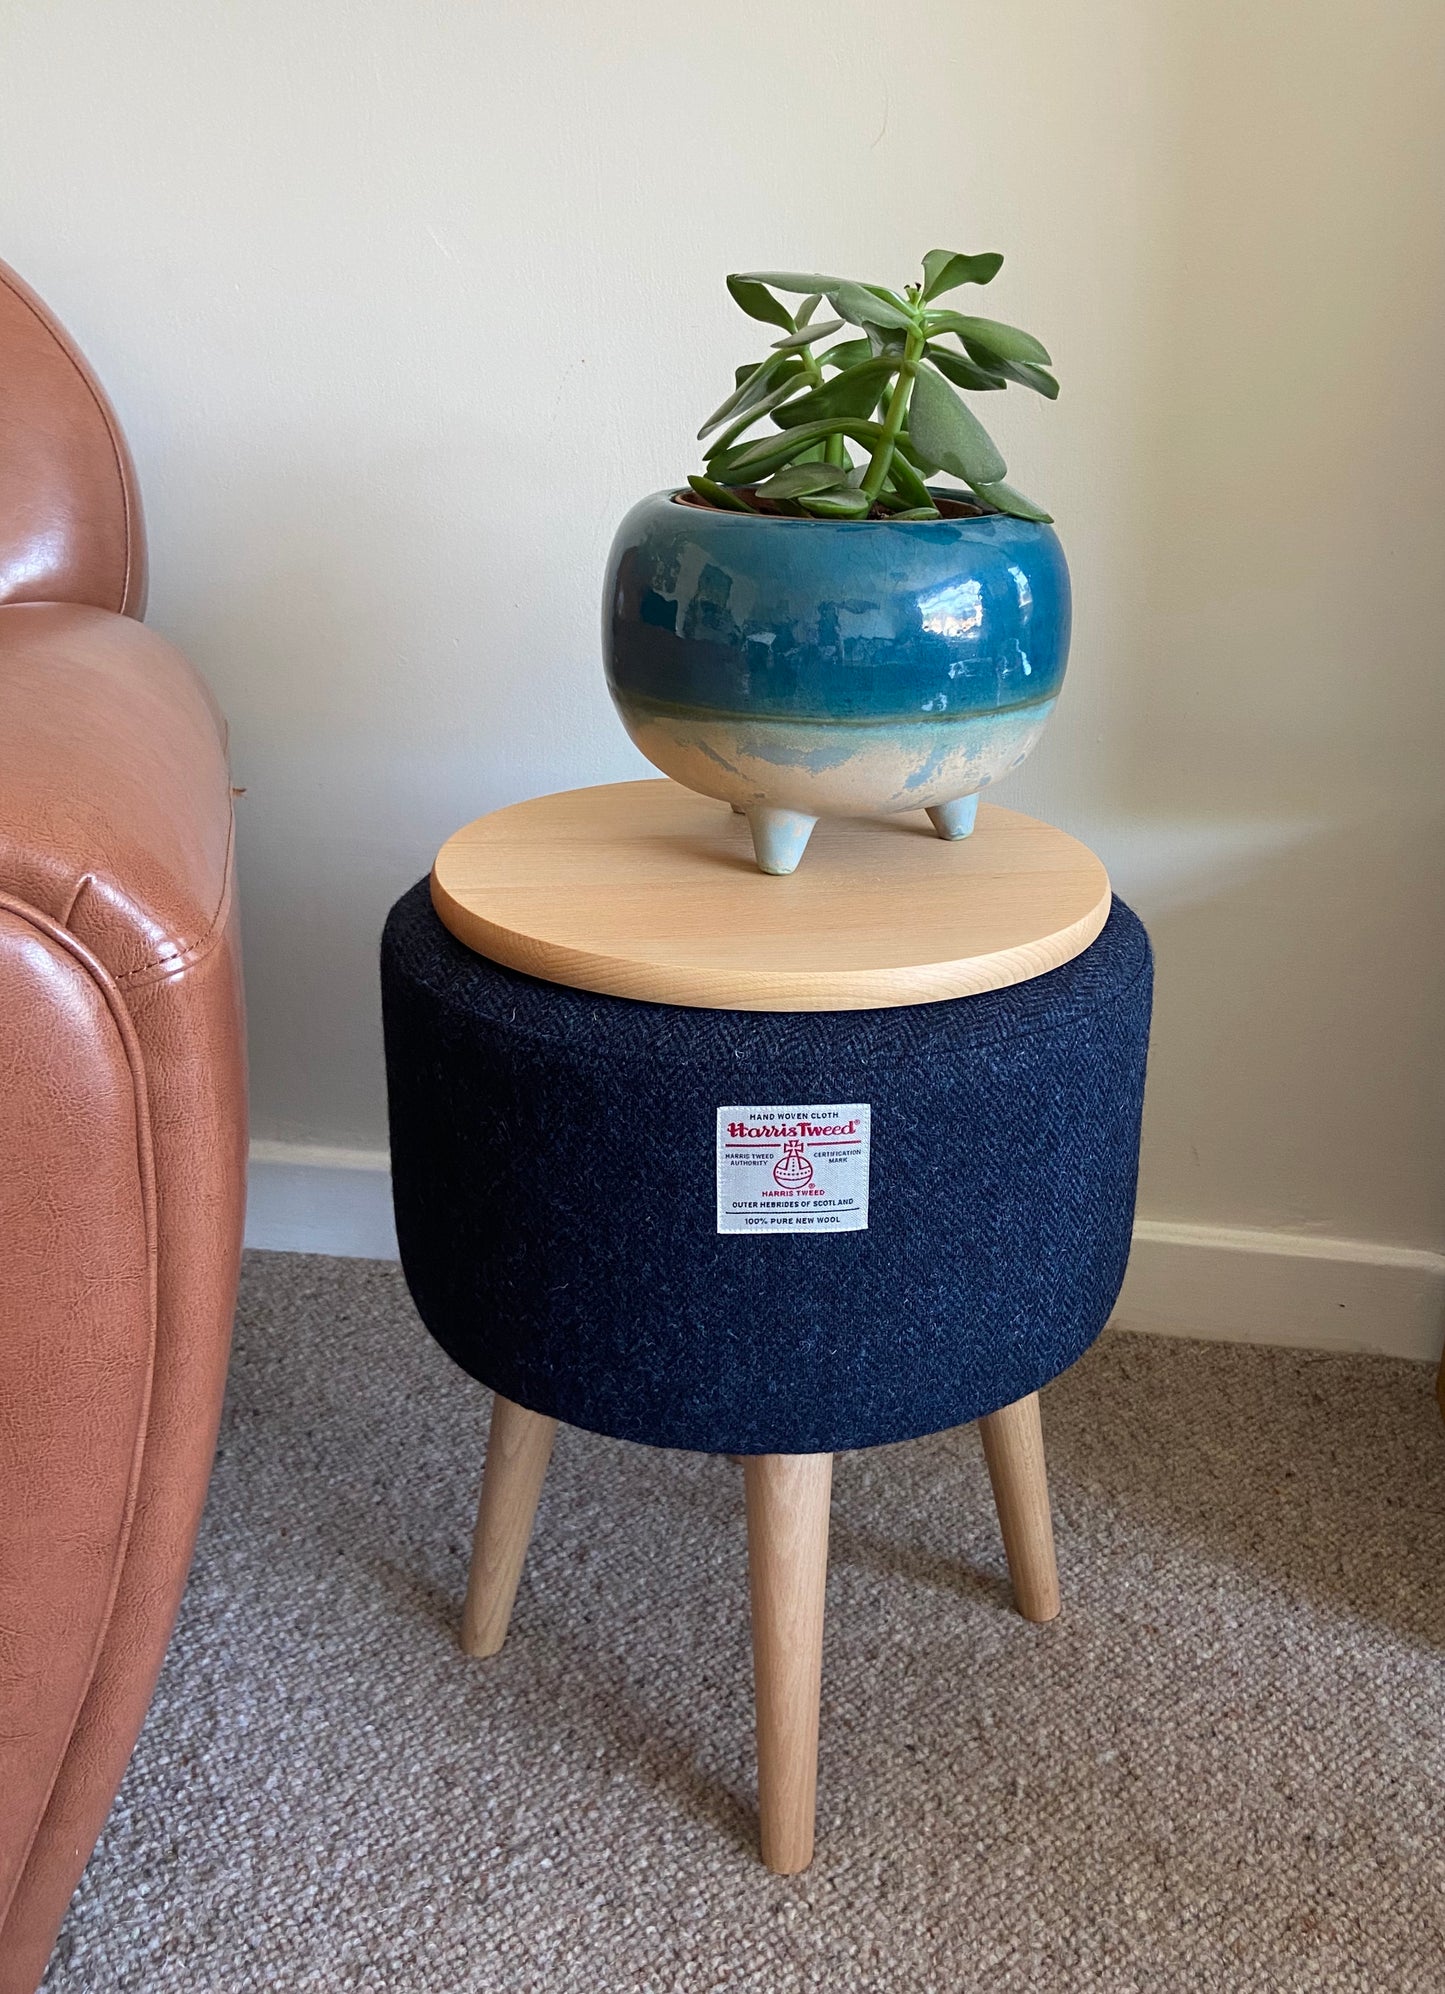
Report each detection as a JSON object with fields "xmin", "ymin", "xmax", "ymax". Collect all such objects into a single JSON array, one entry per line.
[
  {"xmin": 0, "ymin": 598, "xmax": 246, "ymax": 1992},
  {"xmin": 0, "ymin": 600, "xmax": 234, "ymax": 984}
]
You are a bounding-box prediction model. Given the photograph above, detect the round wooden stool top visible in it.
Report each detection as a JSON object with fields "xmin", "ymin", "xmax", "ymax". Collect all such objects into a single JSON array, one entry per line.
[{"xmin": 430, "ymin": 779, "xmax": 1111, "ymax": 1013}]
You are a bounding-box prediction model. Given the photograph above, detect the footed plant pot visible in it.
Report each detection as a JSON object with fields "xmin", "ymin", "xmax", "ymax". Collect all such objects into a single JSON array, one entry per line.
[{"xmin": 603, "ymin": 489, "xmax": 1071, "ymax": 875}]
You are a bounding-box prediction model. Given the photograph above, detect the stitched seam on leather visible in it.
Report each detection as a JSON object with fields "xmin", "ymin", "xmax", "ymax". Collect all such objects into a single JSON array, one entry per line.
[
  {"xmin": 112, "ymin": 803, "xmax": 236, "ymax": 990},
  {"xmin": 0, "ymin": 892, "xmax": 159, "ymax": 1937},
  {"xmin": 60, "ymin": 870, "xmax": 93, "ymax": 929},
  {"xmin": 0, "ymin": 267, "xmax": 135, "ymax": 617}
]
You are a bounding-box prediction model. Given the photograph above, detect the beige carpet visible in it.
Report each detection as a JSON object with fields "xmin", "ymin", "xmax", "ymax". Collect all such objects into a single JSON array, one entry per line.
[{"xmin": 42, "ymin": 1252, "xmax": 1445, "ymax": 1993}]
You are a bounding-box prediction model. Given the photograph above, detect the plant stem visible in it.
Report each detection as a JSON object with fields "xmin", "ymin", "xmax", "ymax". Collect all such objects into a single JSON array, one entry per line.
[
  {"xmin": 794, "ymin": 317, "xmax": 826, "ymax": 393},
  {"xmin": 784, "ymin": 304, "xmax": 846, "ymax": 472},
  {"xmin": 861, "ymin": 324, "xmax": 925, "ymax": 501}
]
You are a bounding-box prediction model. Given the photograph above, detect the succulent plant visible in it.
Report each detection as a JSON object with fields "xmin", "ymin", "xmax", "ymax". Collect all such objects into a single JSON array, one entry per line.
[{"xmin": 689, "ymin": 252, "xmax": 1056, "ymax": 523}]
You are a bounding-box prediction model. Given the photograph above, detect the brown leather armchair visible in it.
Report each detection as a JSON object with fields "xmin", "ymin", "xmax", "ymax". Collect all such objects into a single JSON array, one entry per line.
[{"xmin": 0, "ymin": 261, "xmax": 246, "ymax": 1991}]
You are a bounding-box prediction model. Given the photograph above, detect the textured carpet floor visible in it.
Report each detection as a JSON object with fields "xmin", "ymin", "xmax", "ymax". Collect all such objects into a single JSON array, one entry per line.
[{"xmin": 42, "ymin": 1252, "xmax": 1445, "ymax": 1993}]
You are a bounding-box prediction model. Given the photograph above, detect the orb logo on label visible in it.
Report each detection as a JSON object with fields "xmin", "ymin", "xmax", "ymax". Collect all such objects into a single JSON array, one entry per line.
[{"xmin": 772, "ymin": 1139, "xmax": 814, "ymax": 1191}]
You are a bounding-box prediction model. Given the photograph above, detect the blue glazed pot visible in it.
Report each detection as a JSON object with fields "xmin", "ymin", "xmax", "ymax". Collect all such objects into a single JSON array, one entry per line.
[{"xmin": 603, "ymin": 489, "xmax": 1071, "ymax": 873}]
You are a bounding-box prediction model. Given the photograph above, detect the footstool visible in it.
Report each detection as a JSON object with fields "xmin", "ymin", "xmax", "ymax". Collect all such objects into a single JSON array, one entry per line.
[{"xmin": 381, "ymin": 782, "xmax": 1152, "ymax": 1872}]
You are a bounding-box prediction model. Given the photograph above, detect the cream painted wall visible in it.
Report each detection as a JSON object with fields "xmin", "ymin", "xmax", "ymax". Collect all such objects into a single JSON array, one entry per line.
[{"xmin": 1, "ymin": 1, "xmax": 1441, "ymax": 1253}]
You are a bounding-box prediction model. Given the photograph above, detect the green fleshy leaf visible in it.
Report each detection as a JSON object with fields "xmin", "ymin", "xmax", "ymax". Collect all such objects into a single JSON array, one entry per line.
[
  {"xmin": 726, "ymin": 275, "xmax": 795, "ymax": 333},
  {"xmin": 698, "ymin": 351, "xmax": 802, "ymax": 439},
  {"xmin": 925, "ymin": 312, "xmax": 1051, "ymax": 365},
  {"xmin": 826, "ymin": 281, "xmax": 916, "ymax": 331},
  {"xmin": 866, "ymin": 324, "xmax": 909, "ymax": 358},
  {"xmin": 686, "ymin": 474, "xmax": 758, "ymax": 513},
  {"xmin": 816, "ymin": 337, "xmax": 873, "ymax": 371},
  {"xmin": 881, "ymin": 448, "xmax": 934, "ymax": 511},
  {"xmin": 708, "ymin": 429, "xmax": 826, "ymax": 485},
  {"xmin": 960, "ymin": 344, "xmax": 1059, "ymax": 398},
  {"xmin": 921, "ymin": 249, "xmax": 1004, "ymax": 300},
  {"xmin": 970, "ymin": 479, "xmax": 1053, "ymax": 522},
  {"xmin": 906, "ymin": 363, "xmax": 1008, "ymax": 486},
  {"xmin": 890, "ymin": 505, "xmax": 944, "ymax": 520},
  {"xmin": 769, "ymin": 318, "xmax": 845, "ymax": 351},
  {"xmin": 795, "ymin": 293, "xmax": 822, "ymax": 326},
  {"xmin": 771, "ymin": 357, "xmax": 898, "ymax": 429},
  {"xmin": 925, "ymin": 344, "xmax": 1007, "ymax": 392},
  {"xmin": 702, "ymin": 360, "xmax": 768, "ymax": 436},
  {"xmin": 703, "ymin": 377, "xmax": 810, "ymax": 460},
  {"xmin": 897, "ymin": 433, "xmax": 940, "ymax": 475},
  {"xmin": 756, "ymin": 462, "xmax": 853, "ymax": 500},
  {"xmin": 736, "ymin": 270, "xmax": 840, "ymax": 292},
  {"xmin": 800, "ymin": 487, "xmax": 871, "ymax": 518},
  {"xmin": 833, "ymin": 418, "xmax": 890, "ymax": 450},
  {"xmin": 710, "ymin": 417, "xmax": 885, "ymax": 484},
  {"xmin": 700, "ymin": 357, "xmax": 772, "ymax": 437}
]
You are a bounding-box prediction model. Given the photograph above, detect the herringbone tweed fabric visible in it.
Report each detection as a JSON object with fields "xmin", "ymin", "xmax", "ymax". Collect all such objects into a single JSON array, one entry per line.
[
  {"xmin": 42, "ymin": 1252, "xmax": 1445, "ymax": 1993},
  {"xmin": 382, "ymin": 883, "xmax": 1152, "ymax": 1454}
]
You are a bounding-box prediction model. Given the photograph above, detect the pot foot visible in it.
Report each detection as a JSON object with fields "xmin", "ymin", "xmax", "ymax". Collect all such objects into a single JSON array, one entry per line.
[
  {"xmin": 747, "ymin": 806, "xmax": 817, "ymax": 876},
  {"xmin": 926, "ymin": 794, "xmax": 979, "ymax": 841}
]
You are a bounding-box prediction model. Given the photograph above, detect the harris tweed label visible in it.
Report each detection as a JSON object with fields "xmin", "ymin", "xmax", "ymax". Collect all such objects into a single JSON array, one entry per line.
[{"xmin": 716, "ymin": 1104, "xmax": 871, "ymax": 1235}]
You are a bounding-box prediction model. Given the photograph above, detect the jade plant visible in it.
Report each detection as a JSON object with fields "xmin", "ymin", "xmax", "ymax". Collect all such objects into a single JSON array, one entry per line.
[{"xmin": 689, "ymin": 251, "xmax": 1056, "ymax": 523}]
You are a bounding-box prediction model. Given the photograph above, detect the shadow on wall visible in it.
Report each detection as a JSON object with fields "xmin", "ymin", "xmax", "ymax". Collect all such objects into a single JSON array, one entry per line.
[
  {"xmin": 1136, "ymin": 809, "xmax": 1445, "ymax": 1246},
  {"xmin": 1116, "ymin": 0, "xmax": 1445, "ymax": 813},
  {"xmin": 1089, "ymin": 1, "xmax": 1445, "ymax": 1249},
  {"xmin": 183, "ymin": 429, "xmax": 638, "ymax": 1147}
]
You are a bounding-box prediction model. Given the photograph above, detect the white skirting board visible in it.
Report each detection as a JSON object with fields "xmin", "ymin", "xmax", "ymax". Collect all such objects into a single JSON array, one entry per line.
[
  {"xmin": 244, "ymin": 1145, "xmax": 1445, "ymax": 1364},
  {"xmin": 246, "ymin": 1143, "xmax": 400, "ymax": 1261},
  {"xmin": 1118, "ymin": 1221, "xmax": 1444, "ymax": 1362}
]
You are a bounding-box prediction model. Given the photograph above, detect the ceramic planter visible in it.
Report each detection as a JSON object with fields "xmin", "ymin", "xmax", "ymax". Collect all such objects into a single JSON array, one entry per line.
[{"xmin": 603, "ymin": 489, "xmax": 1071, "ymax": 875}]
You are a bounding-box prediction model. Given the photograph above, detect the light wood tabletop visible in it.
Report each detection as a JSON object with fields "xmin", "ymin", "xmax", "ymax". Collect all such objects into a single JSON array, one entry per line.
[{"xmin": 430, "ymin": 778, "xmax": 1111, "ymax": 1012}]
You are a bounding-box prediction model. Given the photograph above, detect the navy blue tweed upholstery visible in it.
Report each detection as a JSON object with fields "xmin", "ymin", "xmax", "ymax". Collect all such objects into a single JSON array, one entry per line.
[{"xmin": 381, "ymin": 882, "xmax": 1152, "ymax": 1455}]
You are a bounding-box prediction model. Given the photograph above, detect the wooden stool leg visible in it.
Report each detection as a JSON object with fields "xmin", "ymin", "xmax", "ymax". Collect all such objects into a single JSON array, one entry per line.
[
  {"xmin": 743, "ymin": 1452, "xmax": 833, "ymax": 1874},
  {"xmin": 460, "ymin": 1395, "xmax": 557, "ymax": 1657},
  {"xmin": 979, "ymin": 1390, "xmax": 1060, "ymax": 1624}
]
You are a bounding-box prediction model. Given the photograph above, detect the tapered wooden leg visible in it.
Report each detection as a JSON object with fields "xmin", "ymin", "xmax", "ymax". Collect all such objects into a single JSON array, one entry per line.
[
  {"xmin": 743, "ymin": 1452, "xmax": 833, "ymax": 1874},
  {"xmin": 979, "ymin": 1391, "xmax": 1060, "ymax": 1623},
  {"xmin": 460, "ymin": 1395, "xmax": 557, "ymax": 1657}
]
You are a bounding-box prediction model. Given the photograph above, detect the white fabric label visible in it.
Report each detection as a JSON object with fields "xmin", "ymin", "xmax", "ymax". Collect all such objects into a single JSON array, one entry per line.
[{"xmin": 716, "ymin": 1104, "xmax": 871, "ymax": 1235}]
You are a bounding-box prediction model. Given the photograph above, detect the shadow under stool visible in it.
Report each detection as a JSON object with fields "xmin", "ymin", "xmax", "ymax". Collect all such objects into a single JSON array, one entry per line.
[{"xmin": 381, "ymin": 878, "xmax": 1152, "ymax": 1873}]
